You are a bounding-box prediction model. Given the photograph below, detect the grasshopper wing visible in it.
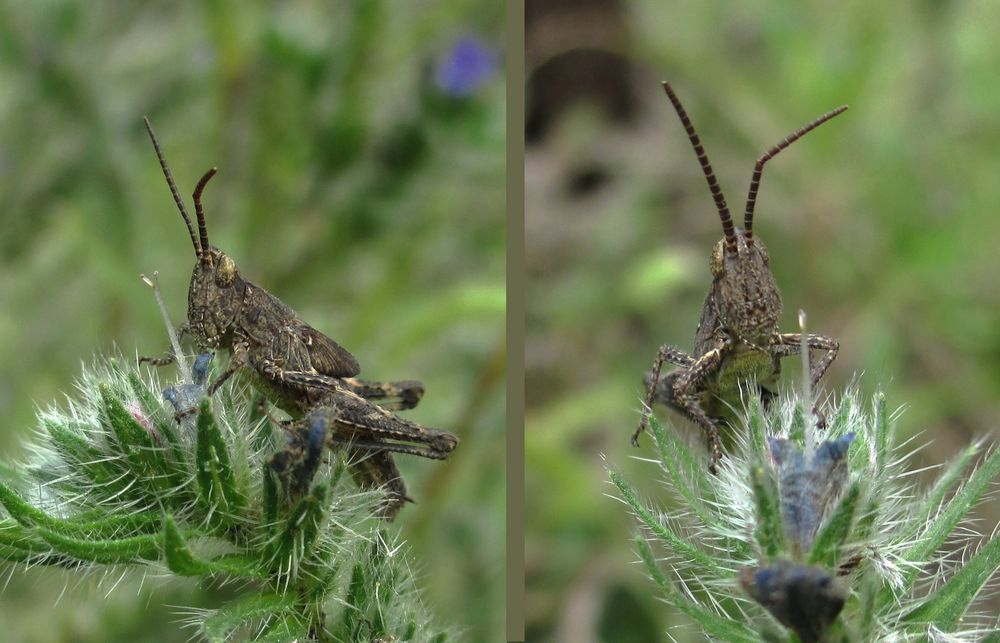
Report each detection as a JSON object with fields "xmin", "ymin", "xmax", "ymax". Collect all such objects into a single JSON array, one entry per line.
[
  {"xmin": 298, "ymin": 322, "xmax": 361, "ymax": 378},
  {"xmin": 242, "ymin": 282, "xmax": 361, "ymax": 378}
]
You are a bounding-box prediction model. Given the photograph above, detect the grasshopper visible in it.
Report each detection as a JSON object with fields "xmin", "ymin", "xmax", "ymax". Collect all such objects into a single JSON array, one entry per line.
[
  {"xmin": 139, "ymin": 118, "xmax": 457, "ymax": 517},
  {"xmin": 633, "ymin": 82, "xmax": 844, "ymax": 473}
]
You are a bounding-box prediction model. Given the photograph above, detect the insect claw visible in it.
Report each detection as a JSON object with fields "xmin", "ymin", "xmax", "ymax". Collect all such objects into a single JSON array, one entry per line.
[{"xmin": 630, "ymin": 423, "xmax": 643, "ymax": 448}]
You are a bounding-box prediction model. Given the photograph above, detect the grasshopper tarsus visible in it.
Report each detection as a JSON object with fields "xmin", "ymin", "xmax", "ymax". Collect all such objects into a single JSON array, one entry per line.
[
  {"xmin": 138, "ymin": 353, "xmax": 175, "ymax": 367},
  {"xmin": 206, "ymin": 363, "xmax": 239, "ymax": 396}
]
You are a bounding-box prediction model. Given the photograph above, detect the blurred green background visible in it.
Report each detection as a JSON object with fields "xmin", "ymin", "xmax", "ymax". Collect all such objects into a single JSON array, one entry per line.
[
  {"xmin": 0, "ymin": 1, "xmax": 504, "ymax": 641},
  {"xmin": 526, "ymin": 0, "xmax": 1000, "ymax": 640}
]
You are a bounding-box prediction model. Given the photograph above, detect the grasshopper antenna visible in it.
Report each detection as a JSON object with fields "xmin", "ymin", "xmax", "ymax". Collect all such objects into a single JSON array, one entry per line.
[
  {"xmin": 193, "ymin": 167, "xmax": 217, "ymax": 255},
  {"xmin": 743, "ymin": 105, "xmax": 848, "ymax": 241},
  {"xmin": 143, "ymin": 117, "xmax": 202, "ymax": 258},
  {"xmin": 661, "ymin": 81, "xmax": 737, "ymax": 252}
]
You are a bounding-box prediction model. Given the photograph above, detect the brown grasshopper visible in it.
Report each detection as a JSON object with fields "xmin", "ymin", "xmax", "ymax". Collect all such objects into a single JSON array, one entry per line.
[
  {"xmin": 138, "ymin": 118, "xmax": 457, "ymax": 518},
  {"xmin": 633, "ymin": 82, "xmax": 844, "ymax": 473}
]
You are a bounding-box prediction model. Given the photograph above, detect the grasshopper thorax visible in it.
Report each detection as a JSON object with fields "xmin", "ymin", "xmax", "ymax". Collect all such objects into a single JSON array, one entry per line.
[
  {"xmin": 187, "ymin": 246, "xmax": 247, "ymax": 348},
  {"xmin": 710, "ymin": 230, "xmax": 781, "ymax": 344}
]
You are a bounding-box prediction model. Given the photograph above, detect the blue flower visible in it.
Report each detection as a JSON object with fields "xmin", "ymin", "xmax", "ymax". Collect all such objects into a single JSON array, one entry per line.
[
  {"xmin": 740, "ymin": 560, "xmax": 846, "ymax": 643},
  {"xmin": 162, "ymin": 352, "xmax": 213, "ymax": 422},
  {"xmin": 434, "ymin": 37, "xmax": 498, "ymax": 98},
  {"xmin": 769, "ymin": 433, "xmax": 855, "ymax": 554}
]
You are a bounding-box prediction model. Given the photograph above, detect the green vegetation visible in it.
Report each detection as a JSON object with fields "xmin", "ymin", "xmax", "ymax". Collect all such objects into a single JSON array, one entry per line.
[
  {"xmin": 1, "ymin": 357, "xmax": 448, "ymax": 641},
  {"xmin": 611, "ymin": 393, "xmax": 1000, "ymax": 640},
  {"xmin": 0, "ymin": 2, "xmax": 504, "ymax": 641}
]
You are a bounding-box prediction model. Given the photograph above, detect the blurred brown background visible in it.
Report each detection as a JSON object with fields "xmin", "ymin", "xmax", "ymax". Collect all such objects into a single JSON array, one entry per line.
[{"xmin": 525, "ymin": 0, "xmax": 1000, "ymax": 640}]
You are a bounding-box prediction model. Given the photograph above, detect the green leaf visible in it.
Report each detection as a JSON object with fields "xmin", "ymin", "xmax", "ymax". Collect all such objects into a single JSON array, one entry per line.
[
  {"xmin": 882, "ymin": 445, "xmax": 1000, "ymax": 607},
  {"xmin": 58, "ymin": 512, "xmax": 163, "ymax": 541},
  {"xmin": 261, "ymin": 462, "xmax": 279, "ymax": 532},
  {"xmin": 634, "ymin": 534, "xmax": 759, "ymax": 643},
  {"xmin": 161, "ymin": 514, "xmax": 263, "ymax": 578},
  {"xmin": 749, "ymin": 460, "xmax": 784, "ymax": 559},
  {"xmin": 249, "ymin": 393, "xmax": 278, "ymax": 453},
  {"xmin": 857, "ymin": 572, "xmax": 879, "ymax": 640},
  {"xmin": 0, "ymin": 481, "xmax": 60, "ymax": 528},
  {"xmin": 852, "ymin": 494, "xmax": 880, "ymax": 547},
  {"xmin": 608, "ymin": 469, "xmax": 726, "ymax": 575},
  {"xmin": 45, "ymin": 420, "xmax": 128, "ymax": 494},
  {"xmin": 900, "ymin": 441, "xmax": 981, "ymax": 544},
  {"xmin": 902, "ymin": 529, "xmax": 1000, "ymax": 629},
  {"xmin": 808, "ymin": 480, "xmax": 861, "ymax": 567},
  {"xmin": 195, "ymin": 398, "xmax": 245, "ymax": 522},
  {"xmin": 37, "ymin": 527, "xmax": 159, "ymax": 564},
  {"xmin": 0, "ymin": 543, "xmax": 42, "ymax": 563},
  {"xmin": 338, "ymin": 555, "xmax": 370, "ymax": 639},
  {"xmin": 201, "ymin": 592, "xmax": 297, "ymax": 642},
  {"xmin": 0, "ymin": 521, "xmax": 53, "ymax": 562},
  {"xmin": 873, "ymin": 392, "xmax": 889, "ymax": 473},
  {"xmin": 748, "ymin": 394, "xmax": 767, "ymax": 458},
  {"xmin": 258, "ymin": 613, "xmax": 311, "ymax": 642},
  {"xmin": 162, "ymin": 516, "xmax": 202, "ymax": 575},
  {"xmin": 649, "ymin": 415, "xmax": 717, "ymax": 533},
  {"xmin": 99, "ymin": 384, "xmax": 170, "ymax": 494},
  {"xmin": 788, "ymin": 402, "xmax": 806, "ymax": 445},
  {"xmin": 364, "ymin": 534, "xmax": 390, "ymax": 635},
  {"xmin": 267, "ymin": 483, "xmax": 329, "ymax": 572},
  {"xmin": 297, "ymin": 484, "xmax": 327, "ymax": 560},
  {"xmin": 0, "ymin": 481, "xmax": 162, "ymax": 540},
  {"xmin": 331, "ymin": 534, "xmax": 400, "ymax": 640},
  {"xmin": 127, "ymin": 371, "xmax": 191, "ymax": 487},
  {"xmin": 829, "ymin": 394, "xmax": 854, "ymax": 435}
]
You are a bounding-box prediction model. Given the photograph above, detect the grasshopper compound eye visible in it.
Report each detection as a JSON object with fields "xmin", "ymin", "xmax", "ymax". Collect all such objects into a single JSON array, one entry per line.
[{"xmin": 215, "ymin": 254, "xmax": 237, "ymax": 288}]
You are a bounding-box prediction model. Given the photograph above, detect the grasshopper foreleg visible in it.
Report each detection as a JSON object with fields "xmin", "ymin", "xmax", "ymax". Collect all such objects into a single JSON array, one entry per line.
[
  {"xmin": 671, "ymin": 345, "xmax": 728, "ymax": 474},
  {"xmin": 771, "ymin": 332, "xmax": 839, "ymax": 428},
  {"xmin": 207, "ymin": 343, "xmax": 248, "ymax": 395},
  {"xmin": 771, "ymin": 332, "xmax": 839, "ymax": 388},
  {"xmin": 633, "ymin": 344, "xmax": 697, "ymax": 446}
]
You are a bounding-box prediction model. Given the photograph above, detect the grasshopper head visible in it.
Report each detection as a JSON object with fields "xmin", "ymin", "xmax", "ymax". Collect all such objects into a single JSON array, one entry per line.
[
  {"xmin": 187, "ymin": 246, "xmax": 246, "ymax": 347},
  {"xmin": 710, "ymin": 231, "xmax": 782, "ymax": 342}
]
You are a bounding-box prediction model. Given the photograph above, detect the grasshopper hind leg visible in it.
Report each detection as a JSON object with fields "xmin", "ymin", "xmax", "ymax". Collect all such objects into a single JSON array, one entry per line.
[
  {"xmin": 268, "ymin": 408, "xmax": 410, "ymax": 520},
  {"xmin": 347, "ymin": 447, "xmax": 410, "ymax": 520},
  {"xmin": 341, "ymin": 377, "xmax": 425, "ymax": 411}
]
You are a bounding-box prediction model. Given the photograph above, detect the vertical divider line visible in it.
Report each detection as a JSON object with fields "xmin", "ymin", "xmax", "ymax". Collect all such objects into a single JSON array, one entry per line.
[{"xmin": 506, "ymin": 0, "xmax": 527, "ymax": 640}]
